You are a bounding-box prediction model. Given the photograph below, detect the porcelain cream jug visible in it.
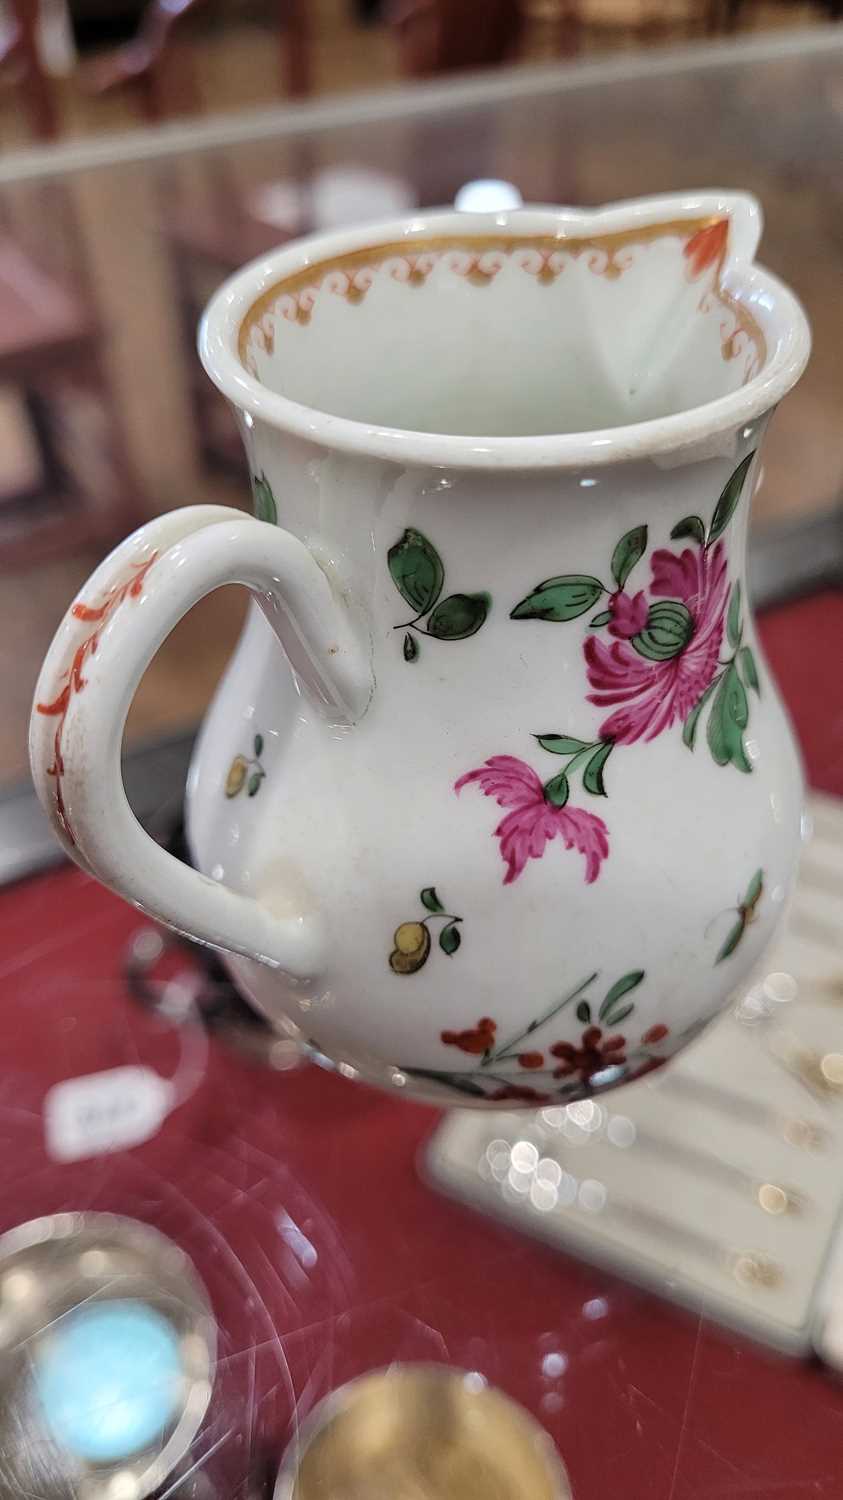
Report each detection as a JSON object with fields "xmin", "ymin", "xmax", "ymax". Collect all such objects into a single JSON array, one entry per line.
[{"xmin": 30, "ymin": 192, "xmax": 811, "ymax": 1107}]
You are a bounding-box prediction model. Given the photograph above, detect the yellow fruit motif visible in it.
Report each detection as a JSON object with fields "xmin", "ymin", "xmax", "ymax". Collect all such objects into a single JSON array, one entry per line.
[
  {"xmin": 225, "ymin": 755, "xmax": 248, "ymax": 798},
  {"xmin": 395, "ymin": 922, "xmax": 426, "ymax": 955},
  {"xmin": 388, "ymin": 888, "xmax": 463, "ymax": 976},
  {"xmin": 389, "ymin": 922, "xmax": 431, "ymax": 975}
]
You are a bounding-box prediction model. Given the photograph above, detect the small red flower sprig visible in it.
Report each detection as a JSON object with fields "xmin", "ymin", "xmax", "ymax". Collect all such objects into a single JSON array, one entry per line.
[{"xmin": 404, "ymin": 970, "xmax": 672, "ymax": 1104}]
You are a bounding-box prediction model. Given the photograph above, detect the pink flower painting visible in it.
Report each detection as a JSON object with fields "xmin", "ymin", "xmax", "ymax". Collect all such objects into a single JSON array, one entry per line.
[
  {"xmin": 455, "ymin": 755, "xmax": 609, "ymax": 885},
  {"xmin": 458, "ymin": 455, "xmax": 757, "ymax": 892},
  {"xmin": 585, "ymin": 541, "xmax": 729, "ymax": 744}
]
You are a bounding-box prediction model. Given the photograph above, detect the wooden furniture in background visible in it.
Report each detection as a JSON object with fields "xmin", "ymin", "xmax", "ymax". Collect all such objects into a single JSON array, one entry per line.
[
  {"xmin": 83, "ymin": 0, "xmax": 315, "ymax": 473},
  {"xmin": 0, "ymin": 4, "xmax": 141, "ymax": 567},
  {"xmin": 390, "ymin": 0, "xmax": 527, "ymax": 73},
  {"xmin": 0, "ymin": 182, "xmax": 142, "ymax": 567},
  {"xmin": 83, "ymin": 0, "xmax": 312, "ymax": 118},
  {"xmin": 0, "ymin": 0, "xmax": 58, "ymax": 138}
]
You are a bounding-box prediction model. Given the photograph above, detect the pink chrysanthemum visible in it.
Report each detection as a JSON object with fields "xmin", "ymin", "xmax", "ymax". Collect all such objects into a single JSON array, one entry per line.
[{"xmin": 585, "ymin": 542, "xmax": 729, "ymax": 745}]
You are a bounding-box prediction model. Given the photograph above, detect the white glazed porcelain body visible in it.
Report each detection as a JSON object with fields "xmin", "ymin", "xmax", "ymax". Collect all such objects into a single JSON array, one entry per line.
[{"xmin": 30, "ymin": 194, "xmax": 811, "ymax": 1107}]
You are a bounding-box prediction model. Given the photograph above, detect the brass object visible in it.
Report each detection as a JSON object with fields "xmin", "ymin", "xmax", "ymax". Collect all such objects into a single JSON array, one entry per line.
[{"xmin": 275, "ymin": 1366, "xmax": 570, "ymax": 1500}]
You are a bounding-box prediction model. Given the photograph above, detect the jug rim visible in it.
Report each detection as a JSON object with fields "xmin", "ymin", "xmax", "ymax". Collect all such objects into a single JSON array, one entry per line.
[{"xmin": 198, "ymin": 192, "xmax": 811, "ymax": 471}]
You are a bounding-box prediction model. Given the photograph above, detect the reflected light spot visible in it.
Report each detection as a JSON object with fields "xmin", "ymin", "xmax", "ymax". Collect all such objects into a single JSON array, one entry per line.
[
  {"xmin": 541, "ymin": 1351, "xmax": 568, "ymax": 1378},
  {"xmin": 758, "ymin": 1183, "xmax": 788, "ymax": 1216},
  {"xmin": 536, "ymin": 1157, "xmax": 562, "ymax": 1187},
  {"xmin": 269, "ymin": 1040, "xmax": 305, "ymax": 1072},
  {"xmin": 510, "ymin": 1139, "xmax": 539, "ymax": 1173},
  {"xmin": 607, "ymin": 1115, "xmax": 636, "ymax": 1148},
  {"xmin": 557, "ymin": 1172, "xmax": 578, "ymax": 1208},
  {"xmin": 506, "ymin": 1165, "xmax": 533, "ymax": 1194},
  {"xmin": 579, "ymin": 477, "xmax": 598, "ymax": 488},
  {"xmin": 578, "ymin": 1179, "xmax": 607, "ymax": 1213},
  {"xmin": 763, "ymin": 972, "xmax": 798, "ymax": 1005},
  {"xmin": 820, "ymin": 1053, "xmax": 843, "ymax": 1088},
  {"xmin": 463, "ymin": 1370, "xmax": 486, "ymax": 1393},
  {"xmin": 566, "ymin": 1100, "xmax": 603, "ymax": 1133},
  {"xmin": 735, "ymin": 985, "xmax": 770, "ymax": 1025},
  {"xmin": 541, "ymin": 1107, "xmax": 566, "ymax": 1129},
  {"xmin": 107, "ymin": 1476, "xmax": 140, "ymax": 1500},
  {"xmin": 454, "ymin": 179, "xmax": 522, "ymax": 212},
  {"xmin": 530, "ymin": 1179, "xmax": 558, "ymax": 1213},
  {"xmin": 582, "ymin": 1296, "xmax": 609, "ymax": 1320},
  {"xmin": 78, "ymin": 1250, "xmax": 109, "ymax": 1278},
  {"xmin": 2, "ymin": 1271, "xmax": 36, "ymax": 1303},
  {"xmin": 276, "ymin": 1211, "xmax": 318, "ymax": 1269},
  {"xmin": 783, "ymin": 1118, "xmax": 824, "ymax": 1151},
  {"xmin": 732, "ymin": 1252, "xmax": 780, "ymax": 1288},
  {"xmin": 211, "ymin": 864, "xmax": 224, "ymax": 882},
  {"xmin": 487, "ymin": 1144, "xmax": 511, "ymax": 1182}
]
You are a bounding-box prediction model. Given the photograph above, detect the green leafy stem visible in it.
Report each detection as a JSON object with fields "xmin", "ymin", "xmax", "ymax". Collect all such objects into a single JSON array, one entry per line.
[
  {"xmin": 510, "ymin": 522, "xmax": 649, "ymax": 630},
  {"xmin": 682, "ymin": 577, "xmax": 761, "ymax": 773},
  {"xmin": 490, "ymin": 969, "xmax": 645, "ymax": 1061},
  {"xmin": 712, "ymin": 868, "xmax": 764, "ymax": 962},
  {"xmin": 533, "ymin": 734, "xmax": 614, "ymax": 804},
  {"xmin": 420, "ymin": 886, "xmax": 462, "ymax": 956},
  {"xmin": 669, "ymin": 451, "xmax": 756, "ymax": 552},
  {"xmin": 389, "ymin": 527, "xmax": 490, "ymax": 662},
  {"xmin": 251, "ymin": 472, "xmax": 278, "ymax": 526},
  {"xmin": 672, "ymin": 452, "xmax": 761, "ymax": 772}
]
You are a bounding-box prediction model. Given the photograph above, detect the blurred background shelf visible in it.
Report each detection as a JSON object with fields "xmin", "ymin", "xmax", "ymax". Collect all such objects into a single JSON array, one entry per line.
[{"xmin": 0, "ymin": 13, "xmax": 839, "ymax": 794}]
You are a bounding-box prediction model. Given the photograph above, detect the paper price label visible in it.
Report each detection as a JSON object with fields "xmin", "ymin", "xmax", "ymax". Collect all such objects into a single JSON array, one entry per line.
[{"xmin": 44, "ymin": 1066, "xmax": 172, "ymax": 1162}]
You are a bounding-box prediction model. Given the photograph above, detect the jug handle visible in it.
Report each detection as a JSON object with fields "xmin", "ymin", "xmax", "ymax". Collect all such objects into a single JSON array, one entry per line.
[{"xmin": 29, "ymin": 505, "xmax": 372, "ymax": 979}]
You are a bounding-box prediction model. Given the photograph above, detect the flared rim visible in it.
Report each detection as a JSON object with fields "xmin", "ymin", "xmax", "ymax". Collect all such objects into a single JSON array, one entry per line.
[{"xmin": 198, "ymin": 193, "xmax": 811, "ymax": 471}]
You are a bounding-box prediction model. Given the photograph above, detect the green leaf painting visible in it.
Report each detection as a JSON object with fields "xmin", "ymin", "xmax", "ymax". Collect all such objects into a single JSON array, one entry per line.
[
  {"xmin": 511, "ymin": 575, "xmax": 603, "ymax": 623},
  {"xmin": 390, "ymin": 528, "xmax": 490, "ymax": 660}
]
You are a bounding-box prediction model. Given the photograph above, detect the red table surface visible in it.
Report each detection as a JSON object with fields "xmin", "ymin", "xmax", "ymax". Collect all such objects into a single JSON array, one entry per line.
[{"xmin": 2, "ymin": 592, "xmax": 843, "ymax": 1500}]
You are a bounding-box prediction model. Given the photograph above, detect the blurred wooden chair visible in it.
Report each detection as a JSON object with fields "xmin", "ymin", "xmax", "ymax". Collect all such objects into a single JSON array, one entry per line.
[
  {"xmin": 83, "ymin": 0, "xmax": 312, "ymax": 121},
  {"xmin": 83, "ymin": 0, "xmax": 314, "ymax": 473},
  {"xmin": 0, "ymin": 0, "xmax": 58, "ymax": 138},
  {"xmin": 0, "ymin": 1, "xmax": 142, "ymax": 566},
  {"xmin": 0, "ymin": 180, "xmax": 142, "ymax": 566},
  {"xmin": 390, "ymin": 0, "xmax": 586, "ymax": 73},
  {"xmin": 388, "ymin": 0, "xmax": 580, "ymax": 205},
  {"xmin": 390, "ymin": 0, "xmax": 526, "ymax": 73},
  {"xmin": 707, "ymin": 0, "xmax": 840, "ymax": 26}
]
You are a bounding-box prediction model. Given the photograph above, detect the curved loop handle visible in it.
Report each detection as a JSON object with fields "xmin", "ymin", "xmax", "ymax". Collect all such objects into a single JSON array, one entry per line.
[{"xmin": 29, "ymin": 505, "xmax": 372, "ymax": 979}]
